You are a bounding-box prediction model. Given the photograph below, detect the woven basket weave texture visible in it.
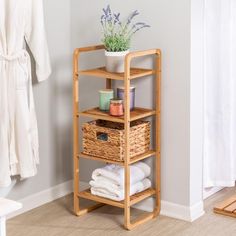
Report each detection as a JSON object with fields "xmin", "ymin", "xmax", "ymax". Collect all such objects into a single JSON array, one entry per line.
[{"xmin": 82, "ymin": 120, "xmax": 150, "ymax": 161}]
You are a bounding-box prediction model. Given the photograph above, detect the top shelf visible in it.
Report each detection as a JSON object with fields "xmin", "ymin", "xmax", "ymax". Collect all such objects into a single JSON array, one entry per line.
[{"xmin": 78, "ymin": 67, "xmax": 156, "ymax": 80}]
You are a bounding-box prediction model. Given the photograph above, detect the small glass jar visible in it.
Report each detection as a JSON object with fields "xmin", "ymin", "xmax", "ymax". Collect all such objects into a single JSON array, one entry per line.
[
  {"xmin": 99, "ymin": 89, "xmax": 114, "ymax": 111},
  {"xmin": 109, "ymin": 99, "xmax": 124, "ymax": 116},
  {"xmin": 117, "ymin": 86, "xmax": 135, "ymax": 110}
]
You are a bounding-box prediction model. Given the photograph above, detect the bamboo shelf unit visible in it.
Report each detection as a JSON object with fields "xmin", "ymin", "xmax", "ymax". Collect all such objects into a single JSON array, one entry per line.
[{"xmin": 73, "ymin": 45, "xmax": 161, "ymax": 230}]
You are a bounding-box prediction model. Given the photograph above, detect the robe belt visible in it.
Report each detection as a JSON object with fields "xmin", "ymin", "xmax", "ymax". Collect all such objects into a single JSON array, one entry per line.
[
  {"xmin": 0, "ymin": 50, "xmax": 28, "ymax": 61},
  {"xmin": 0, "ymin": 49, "xmax": 32, "ymax": 165}
]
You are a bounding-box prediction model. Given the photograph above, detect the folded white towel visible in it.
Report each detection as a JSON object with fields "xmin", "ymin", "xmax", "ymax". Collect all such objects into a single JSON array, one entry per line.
[
  {"xmin": 90, "ymin": 178, "xmax": 151, "ymax": 201},
  {"xmin": 91, "ymin": 162, "xmax": 150, "ymax": 187}
]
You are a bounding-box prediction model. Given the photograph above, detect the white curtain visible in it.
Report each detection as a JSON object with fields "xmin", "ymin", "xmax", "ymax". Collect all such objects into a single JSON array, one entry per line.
[{"xmin": 204, "ymin": 0, "xmax": 236, "ymax": 187}]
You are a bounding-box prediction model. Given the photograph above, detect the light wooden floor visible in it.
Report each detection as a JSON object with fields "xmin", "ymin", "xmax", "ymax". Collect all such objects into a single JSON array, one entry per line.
[{"xmin": 7, "ymin": 187, "xmax": 236, "ymax": 236}]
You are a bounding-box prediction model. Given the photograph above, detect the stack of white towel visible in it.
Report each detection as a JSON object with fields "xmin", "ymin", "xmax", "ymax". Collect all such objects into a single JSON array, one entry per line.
[{"xmin": 89, "ymin": 161, "xmax": 151, "ymax": 201}]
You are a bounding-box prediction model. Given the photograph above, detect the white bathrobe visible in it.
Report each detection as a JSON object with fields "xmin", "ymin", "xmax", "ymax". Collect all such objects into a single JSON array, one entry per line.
[{"xmin": 0, "ymin": 0, "xmax": 51, "ymax": 187}]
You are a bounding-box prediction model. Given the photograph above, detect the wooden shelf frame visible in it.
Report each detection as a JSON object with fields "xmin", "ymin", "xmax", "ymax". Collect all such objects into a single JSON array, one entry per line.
[
  {"xmin": 73, "ymin": 44, "xmax": 161, "ymax": 230},
  {"xmin": 79, "ymin": 67, "xmax": 156, "ymax": 80},
  {"xmin": 78, "ymin": 150, "xmax": 156, "ymax": 166},
  {"xmin": 78, "ymin": 188, "xmax": 156, "ymax": 208},
  {"xmin": 78, "ymin": 107, "xmax": 156, "ymax": 123}
]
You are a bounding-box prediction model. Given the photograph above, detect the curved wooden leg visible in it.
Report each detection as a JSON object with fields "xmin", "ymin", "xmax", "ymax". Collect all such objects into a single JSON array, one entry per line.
[
  {"xmin": 125, "ymin": 194, "xmax": 161, "ymax": 230},
  {"xmin": 74, "ymin": 201, "xmax": 105, "ymax": 217},
  {"xmin": 127, "ymin": 212, "xmax": 155, "ymax": 230}
]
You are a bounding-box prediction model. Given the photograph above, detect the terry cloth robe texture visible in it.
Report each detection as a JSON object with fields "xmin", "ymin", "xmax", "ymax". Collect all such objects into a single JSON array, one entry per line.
[{"xmin": 0, "ymin": 0, "xmax": 51, "ymax": 187}]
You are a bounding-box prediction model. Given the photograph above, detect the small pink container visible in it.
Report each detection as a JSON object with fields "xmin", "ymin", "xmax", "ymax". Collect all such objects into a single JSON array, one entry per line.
[{"xmin": 109, "ymin": 99, "xmax": 124, "ymax": 116}]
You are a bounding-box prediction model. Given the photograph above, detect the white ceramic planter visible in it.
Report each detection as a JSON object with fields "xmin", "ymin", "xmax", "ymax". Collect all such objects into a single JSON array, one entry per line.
[{"xmin": 105, "ymin": 50, "xmax": 129, "ymax": 73}]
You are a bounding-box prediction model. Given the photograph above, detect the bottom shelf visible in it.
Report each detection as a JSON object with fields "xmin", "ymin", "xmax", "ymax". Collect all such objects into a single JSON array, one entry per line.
[{"xmin": 77, "ymin": 188, "xmax": 156, "ymax": 209}]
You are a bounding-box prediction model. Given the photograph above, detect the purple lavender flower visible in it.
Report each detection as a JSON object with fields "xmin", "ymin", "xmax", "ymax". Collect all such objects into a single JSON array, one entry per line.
[
  {"xmin": 132, "ymin": 24, "xmax": 150, "ymax": 34},
  {"xmin": 102, "ymin": 5, "xmax": 112, "ymax": 22},
  {"xmin": 107, "ymin": 5, "xmax": 112, "ymax": 16},
  {"xmin": 101, "ymin": 5, "xmax": 150, "ymax": 52},
  {"xmin": 102, "ymin": 5, "xmax": 109, "ymax": 16},
  {"xmin": 114, "ymin": 13, "xmax": 121, "ymax": 25},
  {"xmin": 107, "ymin": 5, "xmax": 113, "ymax": 22},
  {"xmin": 127, "ymin": 10, "xmax": 139, "ymax": 25},
  {"xmin": 135, "ymin": 22, "xmax": 147, "ymax": 26}
]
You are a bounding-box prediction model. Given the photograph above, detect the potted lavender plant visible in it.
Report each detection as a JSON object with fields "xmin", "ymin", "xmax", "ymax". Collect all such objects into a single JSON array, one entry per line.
[{"xmin": 101, "ymin": 5, "xmax": 150, "ymax": 73}]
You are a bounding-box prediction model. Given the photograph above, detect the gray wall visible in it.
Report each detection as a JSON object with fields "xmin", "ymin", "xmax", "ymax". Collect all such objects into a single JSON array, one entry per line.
[
  {"xmin": 0, "ymin": 0, "xmax": 73, "ymax": 200},
  {"xmin": 72, "ymin": 0, "xmax": 191, "ymax": 206}
]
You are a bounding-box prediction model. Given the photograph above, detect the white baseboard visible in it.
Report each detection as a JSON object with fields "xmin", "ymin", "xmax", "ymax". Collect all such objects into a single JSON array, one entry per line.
[
  {"xmin": 134, "ymin": 197, "xmax": 205, "ymax": 222},
  {"xmin": 8, "ymin": 180, "xmax": 205, "ymax": 222},
  {"xmin": 8, "ymin": 180, "xmax": 74, "ymax": 219},
  {"xmin": 203, "ymin": 187, "xmax": 224, "ymax": 200},
  {"xmin": 189, "ymin": 201, "xmax": 205, "ymax": 221}
]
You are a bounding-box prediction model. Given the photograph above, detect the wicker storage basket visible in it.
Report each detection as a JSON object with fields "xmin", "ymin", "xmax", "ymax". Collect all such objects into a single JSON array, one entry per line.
[{"xmin": 82, "ymin": 120, "xmax": 150, "ymax": 161}]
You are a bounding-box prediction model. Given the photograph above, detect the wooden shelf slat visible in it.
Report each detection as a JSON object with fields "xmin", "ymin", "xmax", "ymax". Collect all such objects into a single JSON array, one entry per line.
[
  {"xmin": 79, "ymin": 67, "xmax": 155, "ymax": 80},
  {"xmin": 78, "ymin": 189, "xmax": 124, "ymax": 208},
  {"xmin": 77, "ymin": 188, "xmax": 156, "ymax": 208},
  {"xmin": 78, "ymin": 150, "xmax": 156, "ymax": 165},
  {"xmin": 78, "ymin": 108, "xmax": 124, "ymax": 123},
  {"xmin": 130, "ymin": 188, "xmax": 156, "ymax": 206},
  {"xmin": 78, "ymin": 153, "xmax": 124, "ymax": 165},
  {"xmin": 130, "ymin": 108, "xmax": 156, "ymax": 121},
  {"xmin": 129, "ymin": 150, "xmax": 156, "ymax": 164},
  {"xmin": 78, "ymin": 107, "xmax": 156, "ymax": 123}
]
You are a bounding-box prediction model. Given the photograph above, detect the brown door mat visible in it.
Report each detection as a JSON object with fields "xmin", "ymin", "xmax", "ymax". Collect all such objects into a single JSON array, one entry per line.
[{"xmin": 214, "ymin": 195, "xmax": 236, "ymax": 218}]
